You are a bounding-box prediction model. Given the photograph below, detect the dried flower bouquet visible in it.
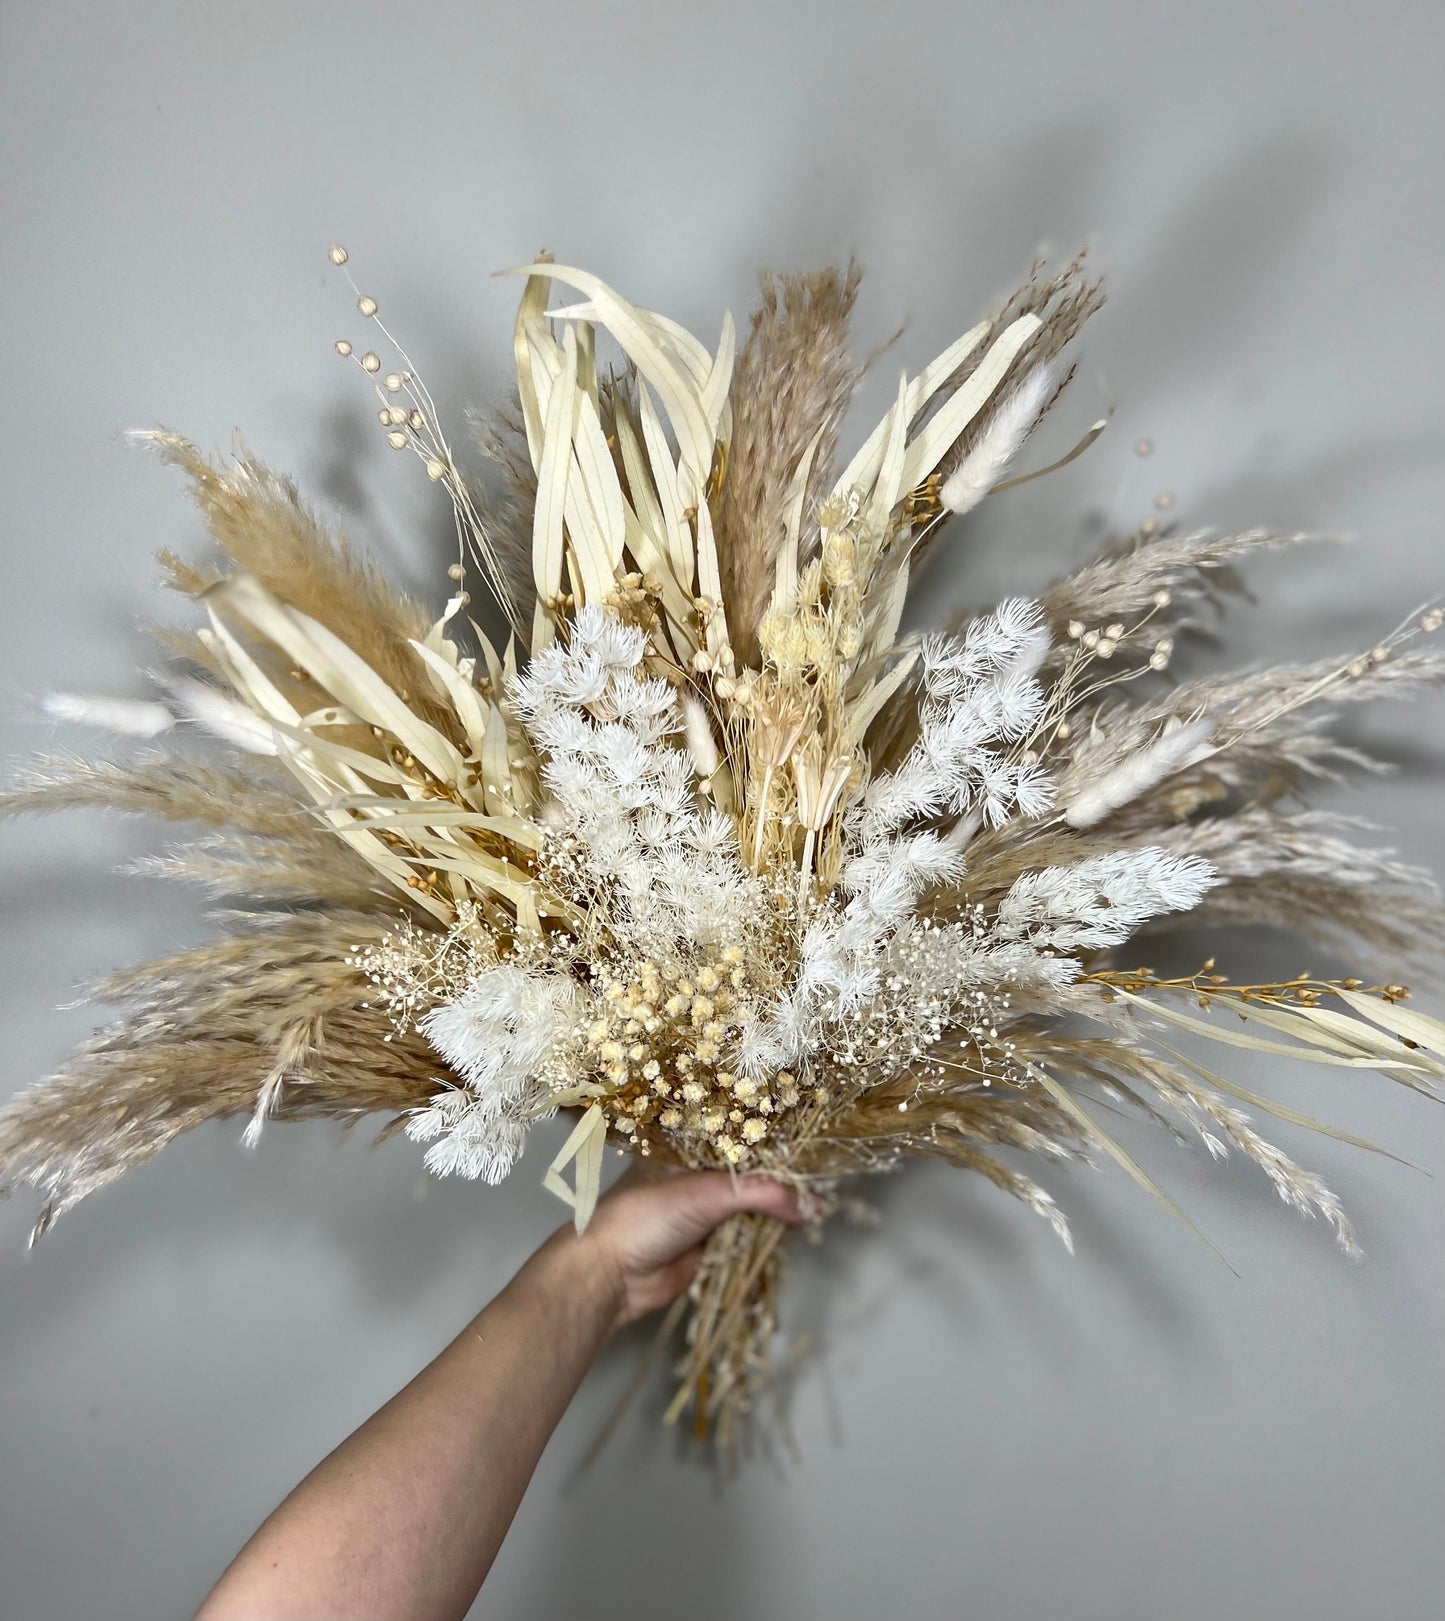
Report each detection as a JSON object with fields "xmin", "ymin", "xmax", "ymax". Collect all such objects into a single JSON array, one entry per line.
[{"xmin": 3, "ymin": 248, "xmax": 1443, "ymax": 1453}]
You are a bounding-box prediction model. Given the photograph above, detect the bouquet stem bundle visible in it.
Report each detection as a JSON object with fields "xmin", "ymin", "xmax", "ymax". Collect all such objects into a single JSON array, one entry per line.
[{"xmin": 672, "ymin": 1212, "xmax": 788, "ymax": 1444}]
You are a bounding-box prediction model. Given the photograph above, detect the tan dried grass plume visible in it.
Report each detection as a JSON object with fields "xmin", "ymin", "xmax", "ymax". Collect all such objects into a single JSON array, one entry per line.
[
  {"xmin": 144, "ymin": 432, "xmax": 464, "ymax": 742},
  {"xmin": 714, "ymin": 264, "xmax": 864, "ymax": 660},
  {"xmin": 0, "ymin": 912, "xmax": 442, "ymax": 1241}
]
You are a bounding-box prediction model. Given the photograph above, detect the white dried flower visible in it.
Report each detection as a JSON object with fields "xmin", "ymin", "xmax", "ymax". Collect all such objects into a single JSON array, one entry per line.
[
  {"xmin": 412, "ymin": 966, "xmax": 577, "ymax": 1183},
  {"xmin": 940, "ymin": 365, "xmax": 1055, "ymax": 517},
  {"xmin": 1063, "ymin": 718, "xmax": 1214, "ymax": 828},
  {"xmin": 994, "ymin": 847, "xmax": 1219, "ymax": 952}
]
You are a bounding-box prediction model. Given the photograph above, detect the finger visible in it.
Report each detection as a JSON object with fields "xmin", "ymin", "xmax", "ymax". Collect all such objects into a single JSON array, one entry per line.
[
  {"xmin": 727, "ymin": 1175, "xmax": 807, "ymax": 1226},
  {"xmin": 657, "ymin": 1171, "xmax": 806, "ymax": 1245}
]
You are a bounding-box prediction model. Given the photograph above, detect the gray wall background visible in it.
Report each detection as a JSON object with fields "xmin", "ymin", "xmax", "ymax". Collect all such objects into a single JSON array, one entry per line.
[{"xmin": 2, "ymin": 2, "xmax": 1443, "ymax": 1617}]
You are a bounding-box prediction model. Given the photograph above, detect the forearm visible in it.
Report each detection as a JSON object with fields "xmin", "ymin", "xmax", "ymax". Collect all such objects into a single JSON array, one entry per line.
[
  {"xmin": 194, "ymin": 1170, "xmax": 801, "ymax": 1620},
  {"xmin": 196, "ymin": 1228, "xmax": 617, "ymax": 1621}
]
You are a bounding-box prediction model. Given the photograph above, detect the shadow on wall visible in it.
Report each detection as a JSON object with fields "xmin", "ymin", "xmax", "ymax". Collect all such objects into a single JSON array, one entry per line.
[{"xmin": 932, "ymin": 130, "xmax": 1352, "ymax": 596}]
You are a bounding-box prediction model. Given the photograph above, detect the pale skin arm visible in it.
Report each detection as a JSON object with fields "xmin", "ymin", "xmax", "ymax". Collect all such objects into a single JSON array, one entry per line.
[{"xmin": 194, "ymin": 1169, "xmax": 803, "ymax": 1621}]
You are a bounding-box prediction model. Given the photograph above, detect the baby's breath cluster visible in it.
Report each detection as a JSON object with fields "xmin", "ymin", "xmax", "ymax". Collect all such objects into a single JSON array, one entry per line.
[
  {"xmin": 348, "ymin": 906, "xmax": 494, "ymax": 1040},
  {"xmin": 578, "ymin": 945, "xmax": 801, "ymax": 1163}
]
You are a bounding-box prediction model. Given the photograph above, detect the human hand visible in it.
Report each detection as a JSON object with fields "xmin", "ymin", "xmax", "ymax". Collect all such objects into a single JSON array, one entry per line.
[{"xmin": 558, "ymin": 1165, "xmax": 807, "ymax": 1334}]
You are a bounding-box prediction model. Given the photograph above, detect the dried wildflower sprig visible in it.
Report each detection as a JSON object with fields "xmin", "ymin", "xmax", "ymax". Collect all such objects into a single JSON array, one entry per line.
[
  {"xmin": 1089, "ymin": 961, "xmax": 1413, "ymax": 1006},
  {"xmin": 1088, "ymin": 966, "xmax": 1445, "ymax": 1093},
  {"xmin": 327, "ymin": 243, "xmax": 525, "ymax": 638},
  {"xmin": 3, "ymin": 245, "xmax": 1443, "ymax": 1458}
]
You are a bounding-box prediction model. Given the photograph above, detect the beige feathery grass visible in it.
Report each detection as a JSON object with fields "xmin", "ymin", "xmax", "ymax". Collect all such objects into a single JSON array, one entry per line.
[
  {"xmin": 0, "ymin": 912, "xmax": 439, "ymax": 1240},
  {"xmin": 714, "ymin": 265, "xmax": 864, "ymax": 660},
  {"xmin": 0, "ymin": 756, "xmax": 311, "ymax": 836},
  {"xmin": 144, "ymin": 432, "xmax": 466, "ymax": 743}
]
